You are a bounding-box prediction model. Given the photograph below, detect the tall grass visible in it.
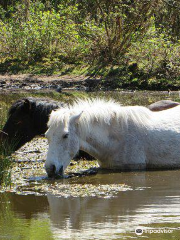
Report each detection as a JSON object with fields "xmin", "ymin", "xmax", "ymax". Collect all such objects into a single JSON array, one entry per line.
[
  {"xmin": 0, "ymin": 145, "xmax": 13, "ymax": 186},
  {"xmin": 0, "ymin": 102, "xmax": 13, "ymax": 186}
]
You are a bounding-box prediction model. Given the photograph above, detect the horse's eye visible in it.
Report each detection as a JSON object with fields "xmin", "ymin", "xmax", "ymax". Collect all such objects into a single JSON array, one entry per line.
[{"xmin": 63, "ymin": 133, "xmax": 69, "ymax": 139}]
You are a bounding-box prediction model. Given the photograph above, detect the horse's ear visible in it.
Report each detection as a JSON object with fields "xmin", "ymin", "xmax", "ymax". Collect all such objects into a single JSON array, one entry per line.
[
  {"xmin": 70, "ymin": 111, "xmax": 83, "ymax": 124},
  {"xmin": 23, "ymin": 99, "xmax": 31, "ymax": 112}
]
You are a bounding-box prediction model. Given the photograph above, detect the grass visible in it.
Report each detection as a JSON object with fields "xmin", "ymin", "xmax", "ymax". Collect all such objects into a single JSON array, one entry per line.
[
  {"xmin": 0, "ymin": 98, "xmax": 22, "ymax": 186},
  {"xmin": 0, "ymin": 147, "xmax": 13, "ymax": 186},
  {"xmin": 0, "ymin": 103, "xmax": 12, "ymax": 186}
]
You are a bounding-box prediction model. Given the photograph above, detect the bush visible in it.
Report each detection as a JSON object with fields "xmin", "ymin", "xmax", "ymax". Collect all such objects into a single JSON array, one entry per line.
[
  {"xmin": 0, "ymin": 0, "xmax": 180, "ymax": 88},
  {"xmin": 127, "ymin": 20, "xmax": 180, "ymax": 83},
  {"xmin": 0, "ymin": 2, "xmax": 86, "ymax": 66}
]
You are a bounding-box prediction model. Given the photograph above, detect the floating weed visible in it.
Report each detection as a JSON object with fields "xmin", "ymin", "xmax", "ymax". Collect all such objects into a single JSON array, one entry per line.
[
  {"xmin": 18, "ymin": 183, "xmax": 132, "ymax": 198},
  {"xmin": 0, "ymin": 137, "xmax": 132, "ymax": 198}
]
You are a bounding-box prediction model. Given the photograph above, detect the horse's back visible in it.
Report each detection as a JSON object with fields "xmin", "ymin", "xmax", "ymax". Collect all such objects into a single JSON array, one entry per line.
[{"xmin": 153, "ymin": 104, "xmax": 180, "ymax": 122}]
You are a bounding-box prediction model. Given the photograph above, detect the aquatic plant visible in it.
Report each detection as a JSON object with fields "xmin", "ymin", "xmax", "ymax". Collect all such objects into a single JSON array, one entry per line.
[{"xmin": 0, "ymin": 102, "xmax": 16, "ymax": 186}]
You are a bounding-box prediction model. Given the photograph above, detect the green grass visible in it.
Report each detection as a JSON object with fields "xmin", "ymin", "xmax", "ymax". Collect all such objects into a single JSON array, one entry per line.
[{"xmin": 0, "ymin": 103, "xmax": 12, "ymax": 186}]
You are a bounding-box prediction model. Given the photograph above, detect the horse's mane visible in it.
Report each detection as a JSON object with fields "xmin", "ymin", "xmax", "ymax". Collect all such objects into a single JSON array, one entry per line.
[
  {"xmin": 48, "ymin": 98, "xmax": 153, "ymax": 133},
  {"xmin": 9, "ymin": 97, "xmax": 63, "ymax": 115}
]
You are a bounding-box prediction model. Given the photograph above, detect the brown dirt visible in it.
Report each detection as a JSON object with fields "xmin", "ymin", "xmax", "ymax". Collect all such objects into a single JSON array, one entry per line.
[{"xmin": 0, "ymin": 74, "xmax": 101, "ymax": 92}]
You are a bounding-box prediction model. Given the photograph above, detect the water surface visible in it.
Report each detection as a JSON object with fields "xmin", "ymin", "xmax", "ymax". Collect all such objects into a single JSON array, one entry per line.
[{"xmin": 1, "ymin": 170, "xmax": 180, "ymax": 239}]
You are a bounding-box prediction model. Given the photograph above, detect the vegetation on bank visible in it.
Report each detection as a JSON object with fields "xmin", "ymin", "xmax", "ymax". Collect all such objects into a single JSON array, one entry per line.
[{"xmin": 0, "ymin": 0, "xmax": 180, "ymax": 88}]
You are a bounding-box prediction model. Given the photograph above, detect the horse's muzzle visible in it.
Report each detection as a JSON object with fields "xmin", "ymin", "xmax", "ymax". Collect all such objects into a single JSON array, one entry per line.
[{"xmin": 46, "ymin": 164, "xmax": 64, "ymax": 178}]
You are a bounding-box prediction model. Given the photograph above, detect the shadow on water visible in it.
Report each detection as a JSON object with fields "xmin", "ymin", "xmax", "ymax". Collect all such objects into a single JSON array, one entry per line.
[{"xmin": 1, "ymin": 170, "xmax": 180, "ymax": 239}]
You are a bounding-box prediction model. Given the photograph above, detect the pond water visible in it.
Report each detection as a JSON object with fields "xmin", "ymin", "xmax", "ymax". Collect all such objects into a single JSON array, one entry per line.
[
  {"xmin": 1, "ymin": 90, "xmax": 180, "ymax": 240},
  {"xmin": 1, "ymin": 170, "xmax": 180, "ymax": 239}
]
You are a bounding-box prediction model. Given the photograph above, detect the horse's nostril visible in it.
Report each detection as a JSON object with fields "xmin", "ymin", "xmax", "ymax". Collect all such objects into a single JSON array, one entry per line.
[
  {"xmin": 47, "ymin": 164, "xmax": 56, "ymax": 178},
  {"xmin": 59, "ymin": 166, "xmax": 64, "ymax": 175},
  {"xmin": 52, "ymin": 164, "xmax": 56, "ymax": 173}
]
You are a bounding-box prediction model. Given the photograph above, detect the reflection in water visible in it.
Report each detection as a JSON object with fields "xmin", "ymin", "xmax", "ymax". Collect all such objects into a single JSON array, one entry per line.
[
  {"xmin": 46, "ymin": 170, "xmax": 180, "ymax": 239},
  {"xmin": 1, "ymin": 170, "xmax": 180, "ymax": 239},
  {"xmin": 0, "ymin": 193, "xmax": 54, "ymax": 240}
]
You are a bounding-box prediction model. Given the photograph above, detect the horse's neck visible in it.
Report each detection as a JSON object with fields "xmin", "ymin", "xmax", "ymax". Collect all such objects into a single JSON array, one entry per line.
[
  {"xmin": 79, "ymin": 121, "xmax": 113, "ymax": 160},
  {"xmin": 77, "ymin": 111, "xmax": 148, "ymax": 163}
]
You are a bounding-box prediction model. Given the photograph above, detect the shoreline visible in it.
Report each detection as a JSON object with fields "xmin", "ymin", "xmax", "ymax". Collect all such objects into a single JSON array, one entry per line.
[{"xmin": 0, "ymin": 74, "xmax": 180, "ymax": 92}]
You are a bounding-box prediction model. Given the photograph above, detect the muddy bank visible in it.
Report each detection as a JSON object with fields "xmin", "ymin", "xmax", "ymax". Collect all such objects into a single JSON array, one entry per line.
[
  {"xmin": 1, "ymin": 74, "xmax": 180, "ymax": 92},
  {"xmin": 0, "ymin": 74, "xmax": 102, "ymax": 92}
]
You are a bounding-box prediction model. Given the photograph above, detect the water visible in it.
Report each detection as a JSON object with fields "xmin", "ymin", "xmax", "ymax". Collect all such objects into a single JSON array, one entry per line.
[{"xmin": 1, "ymin": 170, "xmax": 180, "ymax": 239}]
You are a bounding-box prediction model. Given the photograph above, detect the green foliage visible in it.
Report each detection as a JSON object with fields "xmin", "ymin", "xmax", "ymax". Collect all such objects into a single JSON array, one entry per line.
[
  {"xmin": 155, "ymin": 0, "xmax": 180, "ymax": 41},
  {"xmin": 0, "ymin": 0, "xmax": 180, "ymax": 87},
  {"xmin": 0, "ymin": 2, "xmax": 80, "ymax": 62},
  {"xmin": 128, "ymin": 20, "xmax": 180, "ymax": 86}
]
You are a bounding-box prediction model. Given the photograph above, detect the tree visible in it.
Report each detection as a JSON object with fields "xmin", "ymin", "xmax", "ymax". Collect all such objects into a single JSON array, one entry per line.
[
  {"xmin": 76, "ymin": 0, "xmax": 160, "ymax": 64},
  {"xmin": 155, "ymin": 0, "xmax": 180, "ymax": 41}
]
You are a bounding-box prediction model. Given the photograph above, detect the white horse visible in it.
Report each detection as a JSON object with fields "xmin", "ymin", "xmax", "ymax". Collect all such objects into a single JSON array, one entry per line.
[{"xmin": 45, "ymin": 98, "xmax": 180, "ymax": 177}]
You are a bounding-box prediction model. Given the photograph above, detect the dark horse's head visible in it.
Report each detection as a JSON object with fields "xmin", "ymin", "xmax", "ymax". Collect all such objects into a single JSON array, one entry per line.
[{"xmin": 0, "ymin": 97, "xmax": 63, "ymax": 151}]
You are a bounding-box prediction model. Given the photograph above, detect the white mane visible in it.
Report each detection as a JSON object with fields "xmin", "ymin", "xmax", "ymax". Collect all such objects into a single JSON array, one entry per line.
[{"xmin": 48, "ymin": 98, "xmax": 153, "ymax": 133}]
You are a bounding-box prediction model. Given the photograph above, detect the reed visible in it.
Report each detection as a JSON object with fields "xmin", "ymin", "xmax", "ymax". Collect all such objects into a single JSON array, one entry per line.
[{"xmin": 0, "ymin": 102, "xmax": 15, "ymax": 186}]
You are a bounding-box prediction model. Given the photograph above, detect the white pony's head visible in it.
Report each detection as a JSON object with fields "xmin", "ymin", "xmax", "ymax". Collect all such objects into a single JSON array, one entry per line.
[{"xmin": 45, "ymin": 109, "xmax": 83, "ymax": 178}]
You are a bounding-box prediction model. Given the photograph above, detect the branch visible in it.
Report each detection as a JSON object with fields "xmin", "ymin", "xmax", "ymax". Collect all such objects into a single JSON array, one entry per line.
[{"xmin": 163, "ymin": 0, "xmax": 180, "ymax": 10}]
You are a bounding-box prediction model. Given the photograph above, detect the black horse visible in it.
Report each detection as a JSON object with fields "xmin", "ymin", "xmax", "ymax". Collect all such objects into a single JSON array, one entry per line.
[
  {"xmin": 0, "ymin": 97, "xmax": 93, "ymax": 159},
  {"xmin": 0, "ymin": 97, "xmax": 64, "ymax": 150},
  {"xmin": 0, "ymin": 97, "xmax": 92, "ymax": 159}
]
